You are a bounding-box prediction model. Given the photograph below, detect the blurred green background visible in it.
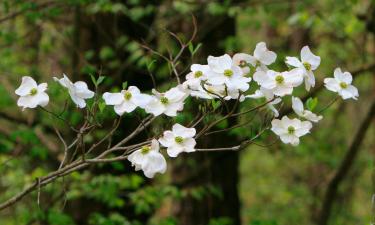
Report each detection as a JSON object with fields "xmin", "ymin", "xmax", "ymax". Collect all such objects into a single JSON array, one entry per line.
[{"xmin": 0, "ymin": 0, "xmax": 374, "ymax": 225}]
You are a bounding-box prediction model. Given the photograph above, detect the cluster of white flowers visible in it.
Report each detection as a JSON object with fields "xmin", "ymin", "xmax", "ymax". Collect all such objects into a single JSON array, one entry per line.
[{"xmin": 14, "ymin": 42, "xmax": 359, "ymax": 178}]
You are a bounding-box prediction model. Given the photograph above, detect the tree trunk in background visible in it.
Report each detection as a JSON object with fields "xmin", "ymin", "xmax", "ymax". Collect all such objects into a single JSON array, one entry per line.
[
  {"xmin": 63, "ymin": 1, "xmax": 159, "ymax": 224},
  {"xmin": 171, "ymin": 14, "xmax": 241, "ymax": 225}
]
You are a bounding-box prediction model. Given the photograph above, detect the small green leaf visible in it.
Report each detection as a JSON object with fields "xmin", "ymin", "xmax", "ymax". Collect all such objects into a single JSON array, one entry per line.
[
  {"xmin": 96, "ymin": 76, "xmax": 106, "ymax": 86},
  {"xmin": 211, "ymin": 100, "xmax": 221, "ymax": 110},
  {"xmin": 90, "ymin": 74, "xmax": 97, "ymax": 86},
  {"xmin": 306, "ymin": 97, "xmax": 318, "ymax": 111},
  {"xmin": 188, "ymin": 42, "xmax": 194, "ymax": 55},
  {"xmin": 192, "ymin": 43, "xmax": 202, "ymax": 56},
  {"xmin": 98, "ymin": 100, "xmax": 106, "ymax": 112},
  {"xmin": 122, "ymin": 81, "xmax": 128, "ymax": 90}
]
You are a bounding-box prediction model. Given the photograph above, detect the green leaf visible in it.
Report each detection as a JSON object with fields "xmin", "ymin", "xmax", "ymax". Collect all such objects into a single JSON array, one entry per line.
[
  {"xmin": 96, "ymin": 76, "xmax": 106, "ymax": 86},
  {"xmin": 122, "ymin": 81, "xmax": 128, "ymax": 90},
  {"xmin": 90, "ymin": 74, "xmax": 97, "ymax": 86},
  {"xmin": 98, "ymin": 100, "xmax": 106, "ymax": 112},
  {"xmin": 306, "ymin": 97, "xmax": 318, "ymax": 111}
]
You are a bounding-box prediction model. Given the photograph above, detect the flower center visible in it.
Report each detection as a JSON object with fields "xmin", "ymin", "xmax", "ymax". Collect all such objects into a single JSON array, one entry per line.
[
  {"xmin": 29, "ymin": 88, "xmax": 38, "ymax": 96},
  {"xmin": 141, "ymin": 146, "xmax": 151, "ymax": 154},
  {"xmin": 175, "ymin": 136, "xmax": 184, "ymax": 144},
  {"xmin": 255, "ymin": 60, "xmax": 261, "ymax": 67},
  {"xmin": 239, "ymin": 60, "xmax": 247, "ymax": 67},
  {"xmin": 124, "ymin": 91, "xmax": 132, "ymax": 100},
  {"xmin": 194, "ymin": 71, "xmax": 203, "ymax": 78},
  {"xmin": 275, "ymin": 75, "xmax": 284, "ymax": 84},
  {"xmin": 287, "ymin": 126, "xmax": 295, "ymax": 134},
  {"xmin": 303, "ymin": 62, "xmax": 311, "ymax": 71},
  {"xmin": 339, "ymin": 82, "xmax": 348, "ymax": 89},
  {"xmin": 160, "ymin": 96, "xmax": 169, "ymax": 105},
  {"xmin": 224, "ymin": 69, "xmax": 233, "ymax": 77}
]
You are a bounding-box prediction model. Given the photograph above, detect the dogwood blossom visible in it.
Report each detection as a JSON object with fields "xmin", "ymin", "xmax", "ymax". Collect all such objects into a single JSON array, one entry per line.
[
  {"xmin": 253, "ymin": 69, "xmax": 303, "ymax": 96},
  {"xmin": 233, "ymin": 53, "xmax": 252, "ymax": 74},
  {"xmin": 324, "ymin": 68, "xmax": 359, "ymax": 100},
  {"xmin": 103, "ymin": 86, "xmax": 152, "ymax": 116},
  {"xmin": 271, "ymin": 116, "xmax": 312, "ymax": 146},
  {"xmin": 15, "ymin": 76, "xmax": 49, "ymax": 110},
  {"xmin": 183, "ymin": 64, "xmax": 210, "ymax": 98},
  {"xmin": 127, "ymin": 139, "xmax": 167, "ymax": 178},
  {"xmin": 158, "ymin": 123, "xmax": 196, "ymax": 157},
  {"xmin": 145, "ymin": 85, "xmax": 188, "ymax": 117},
  {"xmin": 292, "ymin": 97, "xmax": 322, "ymax": 122},
  {"xmin": 246, "ymin": 87, "xmax": 282, "ymax": 117},
  {"xmin": 54, "ymin": 74, "xmax": 94, "ymax": 108},
  {"xmin": 247, "ymin": 42, "xmax": 277, "ymax": 71},
  {"xmin": 285, "ymin": 46, "xmax": 321, "ymax": 91},
  {"xmin": 207, "ymin": 54, "xmax": 251, "ymax": 92}
]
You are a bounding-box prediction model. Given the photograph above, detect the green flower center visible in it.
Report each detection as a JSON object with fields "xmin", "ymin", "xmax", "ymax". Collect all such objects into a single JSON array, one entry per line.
[
  {"xmin": 160, "ymin": 97, "xmax": 169, "ymax": 105},
  {"xmin": 303, "ymin": 62, "xmax": 311, "ymax": 71},
  {"xmin": 339, "ymin": 82, "xmax": 348, "ymax": 89},
  {"xmin": 141, "ymin": 146, "xmax": 151, "ymax": 154},
  {"xmin": 239, "ymin": 60, "xmax": 247, "ymax": 67},
  {"xmin": 124, "ymin": 91, "xmax": 132, "ymax": 100},
  {"xmin": 175, "ymin": 136, "xmax": 184, "ymax": 144},
  {"xmin": 224, "ymin": 69, "xmax": 233, "ymax": 77},
  {"xmin": 255, "ymin": 60, "xmax": 261, "ymax": 67},
  {"xmin": 275, "ymin": 75, "xmax": 284, "ymax": 84},
  {"xmin": 287, "ymin": 126, "xmax": 295, "ymax": 134},
  {"xmin": 29, "ymin": 88, "xmax": 38, "ymax": 96},
  {"xmin": 194, "ymin": 71, "xmax": 203, "ymax": 78}
]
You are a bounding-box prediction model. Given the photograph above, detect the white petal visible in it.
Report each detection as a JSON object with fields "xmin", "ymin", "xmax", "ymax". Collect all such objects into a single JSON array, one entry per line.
[
  {"xmin": 114, "ymin": 100, "xmax": 137, "ymax": 114},
  {"xmin": 295, "ymin": 121, "xmax": 312, "ymax": 137},
  {"xmin": 284, "ymin": 68, "xmax": 304, "ymax": 87},
  {"xmin": 285, "ymin": 57, "xmax": 302, "ymax": 68},
  {"xmin": 254, "ymin": 42, "xmax": 277, "ymax": 65},
  {"xmin": 142, "ymin": 152, "xmax": 167, "ymax": 178},
  {"xmin": 36, "ymin": 92, "xmax": 49, "ymax": 107},
  {"xmin": 71, "ymin": 95, "xmax": 86, "ymax": 108},
  {"xmin": 292, "ymin": 96, "xmax": 304, "ymax": 116},
  {"xmin": 103, "ymin": 92, "xmax": 123, "ymax": 105},
  {"xmin": 158, "ymin": 131, "xmax": 175, "ymax": 147},
  {"xmin": 172, "ymin": 123, "xmax": 196, "ymax": 138},
  {"xmin": 132, "ymin": 93, "xmax": 152, "ymax": 108},
  {"xmin": 74, "ymin": 81, "xmax": 94, "ymax": 99},
  {"xmin": 145, "ymin": 98, "xmax": 165, "ymax": 116},
  {"xmin": 301, "ymin": 46, "xmax": 320, "ymax": 70},
  {"xmin": 271, "ymin": 119, "xmax": 285, "ymax": 135},
  {"xmin": 182, "ymin": 138, "xmax": 196, "ymax": 151},
  {"xmin": 167, "ymin": 145, "xmax": 183, "ymax": 157},
  {"xmin": 304, "ymin": 71, "xmax": 315, "ymax": 91},
  {"xmin": 207, "ymin": 54, "xmax": 232, "ymax": 73},
  {"xmin": 15, "ymin": 76, "xmax": 37, "ymax": 96},
  {"xmin": 324, "ymin": 78, "xmax": 340, "ymax": 92}
]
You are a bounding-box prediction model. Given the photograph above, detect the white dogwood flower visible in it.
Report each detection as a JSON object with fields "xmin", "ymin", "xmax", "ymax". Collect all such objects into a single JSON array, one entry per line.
[
  {"xmin": 15, "ymin": 76, "xmax": 49, "ymax": 110},
  {"xmin": 233, "ymin": 53, "xmax": 253, "ymax": 74},
  {"xmin": 183, "ymin": 64, "xmax": 211, "ymax": 98},
  {"xmin": 324, "ymin": 68, "xmax": 359, "ymax": 100},
  {"xmin": 206, "ymin": 54, "xmax": 251, "ymax": 92},
  {"xmin": 271, "ymin": 116, "xmax": 312, "ymax": 146},
  {"xmin": 248, "ymin": 42, "xmax": 277, "ymax": 71},
  {"xmin": 54, "ymin": 74, "xmax": 94, "ymax": 108},
  {"xmin": 128, "ymin": 139, "xmax": 167, "ymax": 178},
  {"xmin": 103, "ymin": 86, "xmax": 152, "ymax": 116},
  {"xmin": 285, "ymin": 46, "xmax": 321, "ymax": 91},
  {"xmin": 158, "ymin": 123, "xmax": 196, "ymax": 157},
  {"xmin": 246, "ymin": 87, "xmax": 282, "ymax": 117},
  {"xmin": 253, "ymin": 69, "xmax": 303, "ymax": 96},
  {"xmin": 292, "ymin": 97, "xmax": 322, "ymax": 122},
  {"xmin": 145, "ymin": 85, "xmax": 188, "ymax": 117}
]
